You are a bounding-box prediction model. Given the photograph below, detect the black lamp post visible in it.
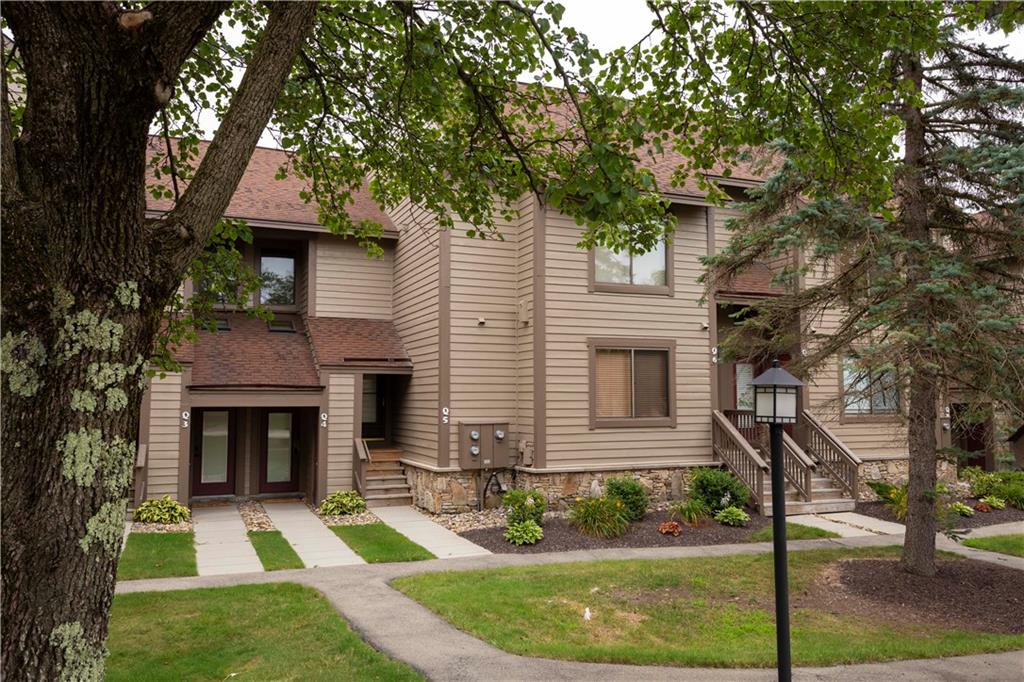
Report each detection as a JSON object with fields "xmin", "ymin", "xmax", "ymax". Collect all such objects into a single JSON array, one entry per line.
[{"xmin": 750, "ymin": 359, "xmax": 804, "ymax": 682}]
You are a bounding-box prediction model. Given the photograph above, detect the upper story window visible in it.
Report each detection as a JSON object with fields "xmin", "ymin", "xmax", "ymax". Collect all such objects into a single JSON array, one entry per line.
[
  {"xmin": 259, "ymin": 249, "xmax": 296, "ymax": 306},
  {"xmin": 590, "ymin": 239, "xmax": 672, "ymax": 295},
  {"xmin": 842, "ymin": 356, "xmax": 900, "ymax": 418},
  {"xmin": 588, "ymin": 338, "xmax": 676, "ymax": 429}
]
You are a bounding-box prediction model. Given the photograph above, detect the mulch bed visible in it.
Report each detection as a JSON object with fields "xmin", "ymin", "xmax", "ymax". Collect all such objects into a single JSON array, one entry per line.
[
  {"xmin": 856, "ymin": 500, "xmax": 1024, "ymax": 529},
  {"xmin": 460, "ymin": 510, "xmax": 772, "ymax": 554},
  {"xmin": 813, "ymin": 557, "xmax": 1024, "ymax": 634}
]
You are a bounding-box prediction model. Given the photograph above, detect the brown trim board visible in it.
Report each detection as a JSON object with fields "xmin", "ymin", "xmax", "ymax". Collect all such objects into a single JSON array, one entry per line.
[
  {"xmin": 532, "ymin": 195, "xmax": 547, "ymax": 468},
  {"xmin": 316, "ymin": 372, "xmax": 330, "ymax": 503},
  {"xmin": 307, "ymin": 236, "xmax": 318, "ymax": 316},
  {"xmin": 177, "ymin": 366, "xmax": 193, "ymax": 502},
  {"xmin": 706, "ymin": 206, "xmax": 719, "ymax": 412},
  {"xmin": 437, "ymin": 229, "xmax": 452, "ymax": 468}
]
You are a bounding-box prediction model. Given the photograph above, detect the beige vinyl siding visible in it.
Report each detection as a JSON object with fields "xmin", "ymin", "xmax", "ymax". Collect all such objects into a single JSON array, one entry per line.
[
  {"xmin": 448, "ymin": 208, "xmax": 520, "ymax": 458},
  {"xmin": 515, "ymin": 195, "xmax": 536, "ymax": 457},
  {"xmin": 542, "ymin": 205, "xmax": 714, "ymax": 468},
  {"xmin": 803, "ymin": 262, "xmax": 909, "ymax": 459},
  {"xmin": 313, "ymin": 235, "xmax": 393, "ymax": 319},
  {"xmin": 390, "ymin": 199, "xmax": 440, "ymax": 464},
  {"xmin": 327, "ymin": 373, "xmax": 356, "ymax": 493},
  {"xmin": 145, "ymin": 372, "xmax": 183, "ymax": 499}
]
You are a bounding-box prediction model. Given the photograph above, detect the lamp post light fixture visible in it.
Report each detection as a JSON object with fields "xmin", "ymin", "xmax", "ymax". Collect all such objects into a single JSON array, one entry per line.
[{"xmin": 750, "ymin": 359, "xmax": 804, "ymax": 682}]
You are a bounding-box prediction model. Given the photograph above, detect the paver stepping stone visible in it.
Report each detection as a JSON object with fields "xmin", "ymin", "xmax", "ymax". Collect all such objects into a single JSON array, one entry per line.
[
  {"xmin": 372, "ymin": 506, "xmax": 491, "ymax": 558},
  {"xmin": 262, "ymin": 502, "xmax": 365, "ymax": 567},
  {"xmin": 192, "ymin": 506, "xmax": 263, "ymax": 576}
]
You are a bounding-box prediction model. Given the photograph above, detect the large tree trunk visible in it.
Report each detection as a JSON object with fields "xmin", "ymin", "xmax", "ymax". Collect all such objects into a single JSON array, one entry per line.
[
  {"xmin": 0, "ymin": 4, "xmax": 316, "ymax": 678},
  {"xmin": 897, "ymin": 50, "xmax": 939, "ymax": 577}
]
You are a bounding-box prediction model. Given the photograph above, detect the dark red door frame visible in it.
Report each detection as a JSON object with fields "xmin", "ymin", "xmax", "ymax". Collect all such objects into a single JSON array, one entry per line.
[
  {"xmin": 259, "ymin": 408, "xmax": 300, "ymax": 493},
  {"xmin": 192, "ymin": 408, "xmax": 237, "ymax": 497}
]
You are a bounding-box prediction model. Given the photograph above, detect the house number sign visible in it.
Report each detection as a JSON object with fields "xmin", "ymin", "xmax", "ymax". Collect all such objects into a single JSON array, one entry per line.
[
  {"xmin": 441, "ymin": 406, "xmax": 450, "ymax": 424},
  {"xmin": 180, "ymin": 410, "xmax": 190, "ymax": 429},
  {"xmin": 320, "ymin": 412, "xmax": 329, "ymax": 428}
]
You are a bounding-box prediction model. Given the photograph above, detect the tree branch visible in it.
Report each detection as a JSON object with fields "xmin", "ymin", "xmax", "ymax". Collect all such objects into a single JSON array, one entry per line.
[
  {"xmin": 1, "ymin": 43, "xmax": 18, "ymax": 201},
  {"xmin": 156, "ymin": 1, "xmax": 317, "ymax": 270},
  {"xmin": 144, "ymin": 2, "xmax": 230, "ymax": 77}
]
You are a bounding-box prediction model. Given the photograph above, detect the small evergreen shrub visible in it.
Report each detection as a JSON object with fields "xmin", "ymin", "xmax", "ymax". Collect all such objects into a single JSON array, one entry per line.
[
  {"xmin": 950, "ymin": 501, "xmax": 975, "ymax": 517},
  {"xmin": 995, "ymin": 481, "xmax": 1024, "ymax": 510},
  {"xmin": 503, "ymin": 489, "xmax": 547, "ymax": 526},
  {"xmin": 133, "ymin": 496, "xmax": 190, "ymax": 524},
  {"xmin": 504, "ymin": 520, "xmax": 544, "ymax": 546},
  {"xmin": 671, "ymin": 498, "xmax": 711, "ymax": 527},
  {"xmin": 714, "ymin": 505, "xmax": 750, "ymax": 527},
  {"xmin": 980, "ymin": 495, "xmax": 1006, "ymax": 510},
  {"xmin": 318, "ymin": 491, "xmax": 366, "ymax": 516},
  {"xmin": 865, "ymin": 480, "xmax": 897, "ymax": 501},
  {"xmin": 689, "ymin": 468, "xmax": 750, "ymax": 512},
  {"xmin": 605, "ymin": 477, "xmax": 649, "ymax": 521},
  {"xmin": 569, "ymin": 496, "xmax": 629, "ymax": 538}
]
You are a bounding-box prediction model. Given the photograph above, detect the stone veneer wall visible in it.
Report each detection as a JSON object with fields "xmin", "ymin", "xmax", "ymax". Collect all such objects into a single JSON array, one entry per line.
[
  {"xmin": 857, "ymin": 458, "xmax": 957, "ymax": 501},
  {"xmin": 407, "ymin": 465, "xmax": 694, "ymax": 512},
  {"xmin": 409, "ymin": 458, "xmax": 962, "ymax": 513}
]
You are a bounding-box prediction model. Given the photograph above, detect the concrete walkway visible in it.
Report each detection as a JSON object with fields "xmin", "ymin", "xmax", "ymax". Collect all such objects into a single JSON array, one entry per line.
[
  {"xmin": 263, "ymin": 501, "xmax": 365, "ymax": 567},
  {"xmin": 192, "ymin": 505, "xmax": 263, "ymax": 576},
  {"xmin": 959, "ymin": 520, "xmax": 1024, "ymax": 539},
  {"xmin": 372, "ymin": 505, "xmax": 491, "ymax": 558},
  {"xmin": 823, "ymin": 511, "xmax": 907, "ymax": 535},
  {"xmin": 118, "ymin": 533, "xmax": 1024, "ymax": 681},
  {"xmin": 788, "ymin": 514, "xmax": 871, "ymax": 538}
]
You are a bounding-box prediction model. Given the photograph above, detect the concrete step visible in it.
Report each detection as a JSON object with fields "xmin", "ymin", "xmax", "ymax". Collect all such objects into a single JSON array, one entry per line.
[
  {"xmin": 366, "ymin": 493, "xmax": 414, "ymax": 508},
  {"xmin": 763, "ymin": 499, "xmax": 857, "ymax": 516}
]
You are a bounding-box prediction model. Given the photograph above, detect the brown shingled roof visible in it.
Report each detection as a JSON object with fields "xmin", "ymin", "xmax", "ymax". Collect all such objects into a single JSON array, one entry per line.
[
  {"xmin": 146, "ymin": 139, "xmax": 393, "ymax": 230},
  {"xmin": 181, "ymin": 313, "xmax": 321, "ymax": 388},
  {"xmin": 719, "ymin": 261, "xmax": 787, "ymax": 297},
  {"xmin": 305, "ymin": 317, "xmax": 411, "ymax": 368}
]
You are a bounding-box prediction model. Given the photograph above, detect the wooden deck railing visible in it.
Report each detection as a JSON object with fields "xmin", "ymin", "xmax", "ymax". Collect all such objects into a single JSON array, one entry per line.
[
  {"xmin": 132, "ymin": 444, "xmax": 148, "ymax": 508},
  {"xmin": 712, "ymin": 410, "xmax": 768, "ymax": 507},
  {"xmin": 781, "ymin": 432, "xmax": 815, "ymax": 501},
  {"xmin": 353, "ymin": 438, "xmax": 372, "ymax": 496},
  {"xmin": 801, "ymin": 410, "xmax": 862, "ymax": 498}
]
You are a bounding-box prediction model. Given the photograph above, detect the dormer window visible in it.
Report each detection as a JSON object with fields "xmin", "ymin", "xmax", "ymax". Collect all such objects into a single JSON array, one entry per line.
[{"xmin": 259, "ymin": 249, "xmax": 295, "ymax": 306}]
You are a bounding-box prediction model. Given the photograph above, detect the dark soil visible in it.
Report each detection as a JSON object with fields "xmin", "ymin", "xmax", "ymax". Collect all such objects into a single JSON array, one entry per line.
[
  {"xmin": 856, "ymin": 500, "xmax": 1024, "ymax": 529},
  {"xmin": 814, "ymin": 557, "xmax": 1024, "ymax": 635},
  {"xmin": 460, "ymin": 510, "xmax": 774, "ymax": 554}
]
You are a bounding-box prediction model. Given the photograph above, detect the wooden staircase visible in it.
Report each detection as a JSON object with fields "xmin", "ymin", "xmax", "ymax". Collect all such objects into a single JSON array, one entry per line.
[
  {"xmin": 355, "ymin": 441, "xmax": 414, "ymax": 508},
  {"xmin": 711, "ymin": 409, "xmax": 860, "ymax": 516}
]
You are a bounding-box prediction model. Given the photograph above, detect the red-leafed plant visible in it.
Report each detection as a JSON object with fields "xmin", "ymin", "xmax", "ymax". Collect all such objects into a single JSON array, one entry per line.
[
  {"xmin": 658, "ymin": 521, "xmax": 683, "ymax": 537},
  {"xmin": 974, "ymin": 502, "xmax": 992, "ymax": 513}
]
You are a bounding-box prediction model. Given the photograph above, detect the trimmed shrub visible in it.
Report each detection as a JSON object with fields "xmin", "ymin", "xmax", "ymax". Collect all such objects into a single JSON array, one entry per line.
[
  {"xmin": 133, "ymin": 496, "xmax": 191, "ymax": 524},
  {"xmin": 689, "ymin": 468, "xmax": 750, "ymax": 513},
  {"xmin": 503, "ymin": 489, "xmax": 547, "ymax": 526},
  {"xmin": 671, "ymin": 498, "xmax": 711, "ymax": 527},
  {"xmin": 504, "ymin": 520, "xmax": 544, "ymax": 546},
  {"xmin": 318, "ymin": 491, "xmax": 366, "ymax": 516},
  {"xmin": 569, "ymin": 496, "xmax": 629, "ymax": 538},
  {"xmin": 714, "ymin": 506, "xmax": 750, "ymax": 527},
  {"xmin": 605, "ymin": 477, "xmax": 649, "ymax": 522}
]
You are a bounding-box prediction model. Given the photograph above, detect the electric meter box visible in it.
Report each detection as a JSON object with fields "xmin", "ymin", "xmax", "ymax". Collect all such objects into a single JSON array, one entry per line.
[{"xmin": 458, "ymin": 422, "xmax": 511, "ymax": 470}]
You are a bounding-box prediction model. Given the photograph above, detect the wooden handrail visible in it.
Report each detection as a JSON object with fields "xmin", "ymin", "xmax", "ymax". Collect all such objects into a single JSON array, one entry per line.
[
  {"xmin": 801, "ymin": 410, "xmax": 861, "ymax": 498},
  {"xmin": 803, "ymin": 410, "xmax": 862, "ymax": 464},
  {"xmin": 353, "ymin": 438, "xmax": 371, "ymax": 496},
  {"xmin": 711, "ymin": 410, "xmax": 767, "ymax": 508}
]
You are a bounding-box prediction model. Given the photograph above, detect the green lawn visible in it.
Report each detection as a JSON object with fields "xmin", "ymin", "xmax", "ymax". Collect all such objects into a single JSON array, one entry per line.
[
  {"xmin": 248, "ymin": 530, "xmax": 305, "ymax": 570},
  {"xmin": 963, "ymin": 533, "xmax": 1024, "ymax": 558},
  {"xmin": 117, "ymin": 532, "xmax": 197, "ymax": 580},
  {"xmin": 108, "ymin": 583, "xmax": 421, "ymax": 681},
  {"xmin": 331, "ymin": 523, "xmax": 435, "ymax": 563},
  {"xmin": 395, "ymin": 547, "xmax": 1024, "ymax": 668},
  {"xmin": 749, "ymin": 522, "xmax": 841, "ymax": 542}
]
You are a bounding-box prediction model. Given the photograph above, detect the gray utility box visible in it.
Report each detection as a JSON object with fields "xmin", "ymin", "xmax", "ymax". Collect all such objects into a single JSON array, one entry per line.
[{"xmin": 458, "ymin": 422, "xmax": 511, "ymax": 470}]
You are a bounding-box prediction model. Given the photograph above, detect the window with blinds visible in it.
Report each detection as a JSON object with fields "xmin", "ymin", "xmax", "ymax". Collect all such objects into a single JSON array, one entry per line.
[{"xmin": 594, "ymin": 347, "xmax": 669, "ymax": 421}]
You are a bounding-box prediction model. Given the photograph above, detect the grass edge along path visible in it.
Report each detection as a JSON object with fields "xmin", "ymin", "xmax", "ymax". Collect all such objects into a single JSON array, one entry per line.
[
  {"xmin": 748, "ymin": 522, "xmax": 841, "ymax": 542},
  {"xmin": 394, "ymin": 546, "xmax": 1024, "ymax": 668},
  {"xmin": 107, "ymin": 582, "xmax": 422, "ymax": 681},
  {"xmin": 117, "ymin": 532, "xmax": 197, "ymax": 581},
  {"xmin": 248, "ymin": 530, "xmax": 305, "ymax": 571},
  {"xmin": 331, "ymin": 523, "xmax": 435, "ymax": 563},
  {"xmin": 962, "ymin": 533, "xmax": 1024, "ymax": 558}
]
